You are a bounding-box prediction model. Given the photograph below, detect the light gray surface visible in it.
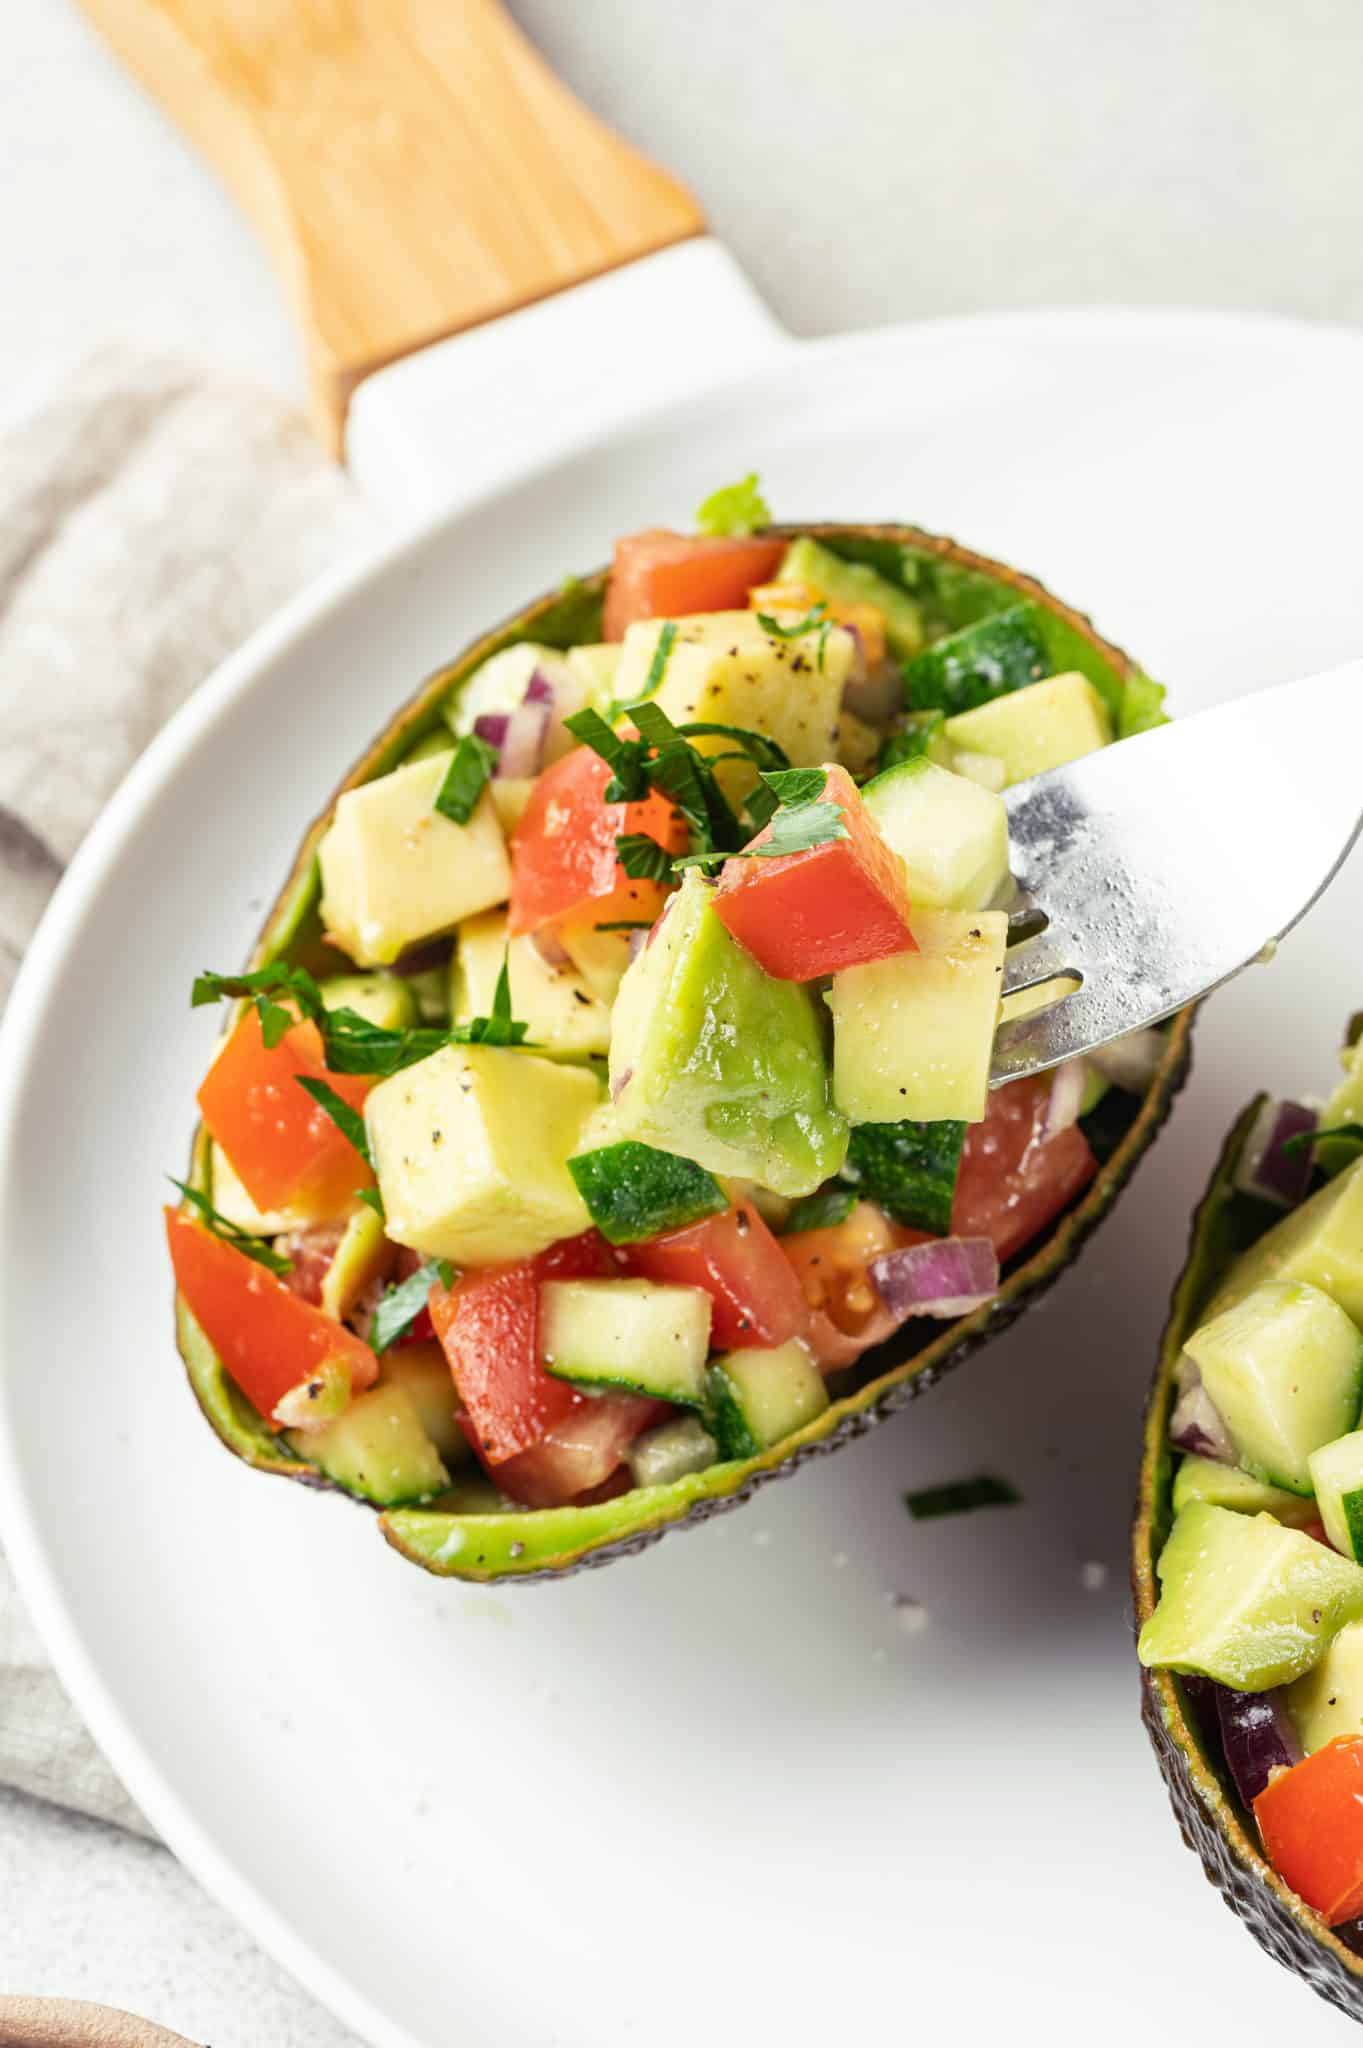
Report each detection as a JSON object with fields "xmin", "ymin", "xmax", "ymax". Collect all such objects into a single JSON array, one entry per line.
[{"xmin": 3, "ymin": 0, "xmax": 1363, "ymax": 2042}]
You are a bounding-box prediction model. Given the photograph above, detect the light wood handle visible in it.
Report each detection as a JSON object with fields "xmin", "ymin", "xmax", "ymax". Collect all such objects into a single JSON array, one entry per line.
[{"xmin": 77, "ymin": 0, "xmax": 705, "ymax": 451}]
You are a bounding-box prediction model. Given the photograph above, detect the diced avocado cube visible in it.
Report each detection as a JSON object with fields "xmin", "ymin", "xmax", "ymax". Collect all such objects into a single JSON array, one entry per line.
[
  {"xmin": 208, "ymin": 1140, "xmax": 313, "ymax": 1237},
  {"xmin": 861, "ymin": 754, "xmax": 1010, "ymax": 911},
  {"xmin": 319, "ymin": 1204, "xmax": 392, "ymax": 1322},
  {"xmin": 1184, "ymin": 1280, "xmax": 1363, "ymax": 1493},
  {"xmin": 836, "ymin": 709, "xmax": 882, "ymax": 779},
  {"xmin": 490, "ymin": 778, "xmax": 536, "ymax": 837},
  {"xmin": 380, "ymin": 1340, "xmax": 470, "ymax": 1467},
  {"xmin": 366, "ymin": 1044, "xmax": 596, "ymax": 1265},
  {"xmin": 826, "ymin": 909, "xmax": 1008, "ymax": 1124},
  {"xmin": 452, "ymin": 908, "xmax": 611, "ymax": 1060},
  {"xmin": 706, "ymin": 1339, "xmax": 829, "ymax": 1459},
  {"xmin": 613, "ymin": 612, "xmax": 851, "ymax": 796},
  {"xmin": 565, "ymin": 643, "xmax": 621, "ymax": 713},
  {"xmin": 903, "ymin": 603, "xmax": 1050, "ymax": 714},
  {"xmin": 540, "ymin": 1277, "xmax": 712, "ymax": 1406},
  {"xmin": 294, "ymin": 1380, "xmax": 449, "ymax": 1506},
  {"xmin": 943, "ymin": 672, "xmax": 1112, "ymax": 786},
  {"xmin": 1208, "ymin": 1158, "xmax": 1363, "ymax": 1327},
  {"xmin": 1171, "ymin": 1454, "xmax": 1321, "ymax": 1528},
  {"xmin": 1320, "ymin": 1042, "xmax": 1363, "ymax": 1176},
  {"xmin": 950, "ymin": 749, "xmax": 1006, "ymax": 792},
  {"xmin": 607, "ymin": 871, "xmax": 848, "ymax": 1199},
  {"xmin": 1137, "ymin": 1503, "xmax": 1363, "ymax": 1690},
  {"xmin": 318, "ymin": 971, "xmax": 417, "ymax": 1032},
  {"xmin": 560, "ymin": 924, "xmax": 636, "ymax": 1006},
  {"xmin": 1288, "ymin": 1620, "xmax": 1363, "ymax": 1753},
  {"xmin": 567, "ymin": 1139, "xmax": 726, "ymax": 1244},
  {"xmin": 1310, "ymin": 1432, "xmax": 1363, "ymax": 1561},
  {"xmin": 319, "ymin": 752, "xmax": 511, "ymax": 967},
  {"xmin": 776, "ymin": 536, "xmax": 925, "ymax": 660}
]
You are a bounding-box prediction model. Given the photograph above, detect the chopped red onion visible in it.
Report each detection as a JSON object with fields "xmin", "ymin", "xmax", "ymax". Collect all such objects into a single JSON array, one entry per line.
[
  {"xmin": 523, "ymin": 669, "xmax": 556, "ymax": 707},
  {"xmin": 1234, "ymin": 1096, "xmax": 1317, "ymax": 1210},
  {"xmin": 1169, "ymin": 1375, "xmax": 1235, "ymax": 1463},
  {"xmin": 869, "ymin": 1237, "xmax": 1000, "ymax": 1321},
  {"xmin": 472, "ymin": 712, "xmax": 510, "ymax": 750},
  {"xmin": 1043, "ymin": 1060, "xmax": 1088, "ymax": 1139},
  {"xmin": 1089, "ymin": 1028, "xmax": 1165, "ymax": 1094},
  {"xmin": 497, "ymin": 699, "xmax": 549, "ymax": 779},
  {"xmin": 1216, "ymin": 1684, "xmax": 1300, "ymax": 1808}
]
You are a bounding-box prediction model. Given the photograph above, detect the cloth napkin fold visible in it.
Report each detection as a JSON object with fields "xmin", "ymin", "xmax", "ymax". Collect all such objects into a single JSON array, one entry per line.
[{"xmin": 0, "ymin": 343, "xmax": 377, "ymax": 1835}]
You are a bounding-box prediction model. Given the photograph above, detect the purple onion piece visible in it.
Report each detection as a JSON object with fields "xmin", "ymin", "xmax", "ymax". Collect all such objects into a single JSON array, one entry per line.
[
  {"xmin": 1234, "ymin": 1096, "xmax": 1318, "ymax": 1210},
  {"xmin": 523, "ymin": 668, "xmax": 556, "ymax": 707},
  {"xmin": 472, "ymin": 712, "xmax": 510, "ymax": 750},
  {"xmin": 1216, "ymin": 1684, "xmax": 1300, "ymax": 1808},
  {"xmin": 497, "ymin": 699, "xmax": 550, "ymax": 779},
  {"xmin": 869, "ymin": 1237, "xmax": 1000, "ymax": 1322},
  {"xmin": 1043, "ymin": 1060, "xmax": 1088, "ymax": 1140},
  {"xmin": 1169, "ymin": 1378, "xmax": 1236, "ymax": 1464}
]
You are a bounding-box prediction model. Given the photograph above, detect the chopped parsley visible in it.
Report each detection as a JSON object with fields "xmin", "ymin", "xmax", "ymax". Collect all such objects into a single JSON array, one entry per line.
[
  {"xmin": 694, "ymin": 472, "xmax": 770, "ymax": 538},
  {"xmin": 904, "ymin": 1475, "xmax": 1022, "ymax": 1521},
  {"xmin": 433, "ymin": 732, "xmax": 498, "ymax": 825},
  {"xmin": 1283, "ymin": 1122, "xmax": 1363, "ymax": 1161},
  {"xmin": 168, "ymin": 1177, "xmax": 292, "ymax": 1276},
  {"xmin": 641, "ymin": 620, "xmax": 678, "ymax": 700},
  {"xmin": 756, "ymin": 604, "xmax": 834, "ymax": 671},
  {"xmin": 615, "ymin": 833, "xmax": 676, "ymax": 884},
  {"xmin": 371, "ymin": 1258, "xmax": 454, "ymax": 1353},
  {"xmin": 294, "ymin": 1076, "xmax": 372, "ymax": 1167}
]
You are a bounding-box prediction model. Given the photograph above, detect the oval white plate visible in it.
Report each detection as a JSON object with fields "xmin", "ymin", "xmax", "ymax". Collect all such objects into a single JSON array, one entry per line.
[{"xmin": 3, "ymin": 311, "xmax": 1362, "ymax": 2048}]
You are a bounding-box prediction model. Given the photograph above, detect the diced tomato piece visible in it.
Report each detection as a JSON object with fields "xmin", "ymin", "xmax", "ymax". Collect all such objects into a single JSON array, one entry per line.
[
  {"xmin": 493, "ymin": 1396, "xmax": 668, "ymax": 1508},
  {"xmin": 507, "ymin": 744, "xmax": 688, "ymax": 937},
  {"xmin": 165, "ymin": 1209, "xmax": 377, "ymax": 1425},
  {"xmin": 952, "ymin": 1074, "xmax": 1098, "ymax": 1263},
  {"xmin": 197, "ymin": 1008, "xmax": 375, "ymax": 1216},
  {"xmin": 1255, "ymin": 1739, "xmax": 1363, "ymax": 1922},
  {"xmin": 429, "ymin": 1231, "xmax": 611, "ymax": 1466},
  {"xmin": 604, "ymin": 529, "xmax": 785, "ymax": 641},
  {"xmin": 618, "ymin": 1203, "xmax": 807, "ymax": 1350},
  {"xmin": 780, "ymin": 1201, "xmax": 903, "ymax": 1344},
  {"xmin": 713, "ymin": 764, "xmax": 916, "ymax": 980}
]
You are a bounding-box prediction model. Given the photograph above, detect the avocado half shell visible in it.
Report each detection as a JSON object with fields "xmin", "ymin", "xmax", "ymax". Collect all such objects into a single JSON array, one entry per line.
[
  {"xmin": 1132, "ymin": 1099, "xmax": 1363, "ymax": 2020},
  {"xmin": 176, "ymin": 521, "xmax": 1193, "ymax": 1582}
]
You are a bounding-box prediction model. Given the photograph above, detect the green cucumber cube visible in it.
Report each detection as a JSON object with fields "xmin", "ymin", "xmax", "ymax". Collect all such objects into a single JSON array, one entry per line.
[
  {"xmin": 706, "ymin": 1339, "xmax": 829, "ymax": 1459},
  {"xmin": 567, "ymin": 1139, "xmax": 726, "ymax": 1245},
  {"xmin": 903, "ymin": 603, "xmax": 1049, "ymax": 713},
  {"xmin": 944, "ymin": 671, "xmax": 1111, "ymax": 785},
  {"xmin": 1137, "ymin": 1503, "xmax": 1363, "ymax": 1690},
  {"xmin": 860, "ymin": 755, "xmax": 1010, "ymax": 912},
  {"xmin": 1171, "ymin": 1454, "xmax": 1320, "ymax": 1528},
  {"xmin": 1310, "ymin": 1432, "xmax": 1363, "ymax": 1561},
  {"xmin": 540, "ymin": 1278, "xmax": 712, "ymax": 1406},
  {"xmin": 296, "ymin": 1382, "xmax": 449, "ymax": 1507},
  {"xmin": 318, "ymin": 971, "xmax": 417, "ymax": 1032},
  {"xmin": 626, "ymin": 1415, "xmax": 720, "ymax": 1489},
  {"xmin": 1184, "ymin": 1279, "xmax": 1363, "ymax": 1493}
]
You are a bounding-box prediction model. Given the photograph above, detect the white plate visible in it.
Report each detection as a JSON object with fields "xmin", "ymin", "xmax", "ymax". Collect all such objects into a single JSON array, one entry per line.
[{"xmin": 3, "ymin": 310, "xmax": 1362, "ymax": 2048}]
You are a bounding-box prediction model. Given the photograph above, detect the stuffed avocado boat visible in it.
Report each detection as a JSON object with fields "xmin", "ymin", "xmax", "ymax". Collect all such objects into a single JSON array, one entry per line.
[
  {"xmin": 167, "ymin": 477, "xmax": 1190, "ymax": 1582},
  {"xmin": 1136, "ymin": 1020, "xmax": 1363, "ymax": 2019}
]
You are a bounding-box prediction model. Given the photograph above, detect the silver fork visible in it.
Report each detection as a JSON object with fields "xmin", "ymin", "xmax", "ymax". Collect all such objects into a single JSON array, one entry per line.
[{"xmin": 990, "ymin": 660, "xmax": 1363, "ymax": 1085}]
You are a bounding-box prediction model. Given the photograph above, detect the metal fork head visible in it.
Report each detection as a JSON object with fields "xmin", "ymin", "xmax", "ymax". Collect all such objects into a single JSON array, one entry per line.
[{"xmin": 989, "ymin": 658, "xmax": 1363, "ymax": 1085}]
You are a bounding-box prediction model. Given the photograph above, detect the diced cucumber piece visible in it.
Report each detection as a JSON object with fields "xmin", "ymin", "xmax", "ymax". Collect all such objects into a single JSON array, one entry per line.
[
  {"xmin": 380, "ymin": 1340, "xmax": 469, "ymax": 1467},
  {"xmin": 826, "ymin": 909, "xmax": 1008, "ymax": 1124},
  {"xmin": 943, "ymin": 672, "xmax": 1112, "ymax": 786},
  {"xmin": 319, "ymin": 1205, "xmax": 391, "ymax": 1323},
  {"xmin": 1184, "ymin": 1280, "xmax": 1363, "ymax": 1493},
  {"xmin": 843, "ymin": 1118, "xmax": 965, "ymax": 1236},
  {"xmin": 1171, "ymin": 1454, "xmax": 1321, "ymax": 1528},
  {"xmin": 566, "ymin": 1140, "xmax": 726, "ymax": 1245},
  {"xmin": 1207, "ymin": 1157, "xmax": 1363, "ymax": 1326},
  {"xmin": 903, "ymin": 603, "xmax": 1050, "ymax": 714},
  {"xmin": 1310, "ymin": 1432, "xmax": 1363, "ymax": 1561},
  {"xmin": 453, "ymin": 908, "xmax": 611, "ymax": 1060},
  {"xmin": 540, "ymin": 1278, "xmax": 712, "ymax": 1406},
  {"xmin": 626, "ymin": 1415, "xmax": 720, "ymax": 1489},
  {"xmin": 1320, "ymin": 1042, "xmax": 1363, "ymax": 1177},
  {"xmin": 706, "ymin": 1340, "xmax": 829, "ymax": 1459},
  {"xmin": 777, "ymin": 536, "xmax": 925, "ymax": 659},
  {"xmin": 782, "ymin": 1185, "xmax": 858, "ymax": 1234},
  {"xmin": 320, "ymin": 974, "xmax": 417, "ymax": 1032},
  {"xmin": 861, "ymin": 754, "xmax": 1010, "ymax": 911},
  {"xmin": 296, "ymin": 1381, "xmax": 449, "ymax": 1506},
  {"xmin": 1288, "ymin": 1621, "xmax": 1363, "ymax": 1753},
  {"xmin": 1136, "ymin": 1503, "xmax": 1363, "ymax": 1690}
]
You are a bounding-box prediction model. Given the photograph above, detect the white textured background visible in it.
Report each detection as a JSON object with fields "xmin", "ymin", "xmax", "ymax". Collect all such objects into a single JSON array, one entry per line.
[{"xmin": 5, "ymin": 0, "xmax": 1363, "ymax": 2040}]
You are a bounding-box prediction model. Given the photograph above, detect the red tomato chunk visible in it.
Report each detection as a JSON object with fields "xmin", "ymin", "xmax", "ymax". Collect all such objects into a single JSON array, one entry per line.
[
  {"xmin": 507, "ymin": 745, "xmax": 686, "ymax": 937},
  {"xmin": 604, "ymin": 529, "xmax": 785, "ymax": 641},
  {"xmin": 619, "ymin": 1203, "xmax": 807, "ymax": 1350}
]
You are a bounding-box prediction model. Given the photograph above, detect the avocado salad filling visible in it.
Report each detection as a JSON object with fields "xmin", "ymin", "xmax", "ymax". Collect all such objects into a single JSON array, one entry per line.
[
  {"xmin": 1139, "ymin": 1017, "xmax": 1363, "ymax": 1942},
  {"xmin": 167, "ymin": 480, "xmax": 1173, "ymax": 1567}
]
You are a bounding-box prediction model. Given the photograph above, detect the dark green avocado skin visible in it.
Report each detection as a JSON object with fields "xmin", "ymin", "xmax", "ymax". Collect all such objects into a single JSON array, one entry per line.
[{"xmin": 1133, "ymin": 1100, "xmax": 1363, "ymax": 2022}]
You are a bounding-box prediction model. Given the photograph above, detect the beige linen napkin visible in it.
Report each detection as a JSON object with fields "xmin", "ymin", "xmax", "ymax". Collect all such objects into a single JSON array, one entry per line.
[{"xmin": 0, "ymin": 343, "xmax": 376, "ymax": 1833}]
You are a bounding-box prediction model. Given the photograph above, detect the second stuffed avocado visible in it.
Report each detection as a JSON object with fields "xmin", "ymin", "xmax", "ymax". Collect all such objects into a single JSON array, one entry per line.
[
  {"xmin": 168, "ymin": 480, "xmax": 1191, "ymax": 1582},
  {"xmin": 1136, "ymin": 1018, "xmax": 1363, "ymax": 2021}
]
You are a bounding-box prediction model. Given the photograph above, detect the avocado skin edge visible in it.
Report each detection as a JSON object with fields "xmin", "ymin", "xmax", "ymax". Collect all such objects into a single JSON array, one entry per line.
[
  {"xmin": 1132, "ymin": 1097, "xmax": 1363, "ymax": 2021},
  {"xmin": 172, "ymin": 522, "xmax": 1195, "ymax": 1580}
]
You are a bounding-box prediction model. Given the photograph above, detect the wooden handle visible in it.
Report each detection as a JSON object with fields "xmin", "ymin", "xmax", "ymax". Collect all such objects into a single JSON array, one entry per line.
[{"xmin": 77, "ymin": 0, "xmax": 705, "ymax": 450}]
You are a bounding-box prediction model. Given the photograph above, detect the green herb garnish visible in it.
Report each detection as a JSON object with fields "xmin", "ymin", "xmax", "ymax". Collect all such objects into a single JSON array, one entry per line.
[
  {"xmin": 294, "ymin": 1077, "xmax": 373, "ymax": 1167},
  {"xmin": 1283, "ymin": 1123, "xmax": 1363, "ymax": 1160},
  {"xmin": 595, "ymin": 920, "xmax": 653, "ymax": 932},
  {"xmin": 168, "ymin": 1177, "xmax": 293, "ymax": 1276},
  {"xmin": 371, "ymin": 1258, "xmax": 455, "ymax": 1352},
  {"xmin": 781, "ymin": 1185, "xmax": 858, "ymax": 1233},
  {"xmin": 433, "ymin": 732, "xmax": 498, "ymax": 825},
  {"xmin": 355, "ymin": 1187, "xmax": 387, "ymax": 1219},
  {"xmin": 641, "ymin": 620, "xmax": 678, "ymax": 701},
  {"xmin": 904, "ymin": 1475, "xmax": 1022, "ymax": 1521},
  {"xmin": 192, "ymin": 962, "xmax": 324, "ymax": 1049},
  {"xmin": 756, "ymin": 604, "xmax": 827, "ymax": 640},
  {"xmin": 615, "ymin": 833, "xmax": 676, "ymax": 884},
  {"xmin": 675, "ymin": 765, "xmax": 846, "ymax": 868},
  {"xmin": 694, "ymin": 472, "xmax": 770, "ymax": 538}
]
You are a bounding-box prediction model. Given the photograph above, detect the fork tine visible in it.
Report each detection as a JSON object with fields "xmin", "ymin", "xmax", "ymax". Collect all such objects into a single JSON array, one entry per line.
[{"xmin": 1001, "ymin": 922, "xmax": 1082, "ymax": 996}]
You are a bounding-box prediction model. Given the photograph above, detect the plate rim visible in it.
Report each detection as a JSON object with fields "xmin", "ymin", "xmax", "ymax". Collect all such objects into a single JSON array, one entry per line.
[{"xmin": 3, "ymin": 304, "xmax": 1362, "ymax": 2048}]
